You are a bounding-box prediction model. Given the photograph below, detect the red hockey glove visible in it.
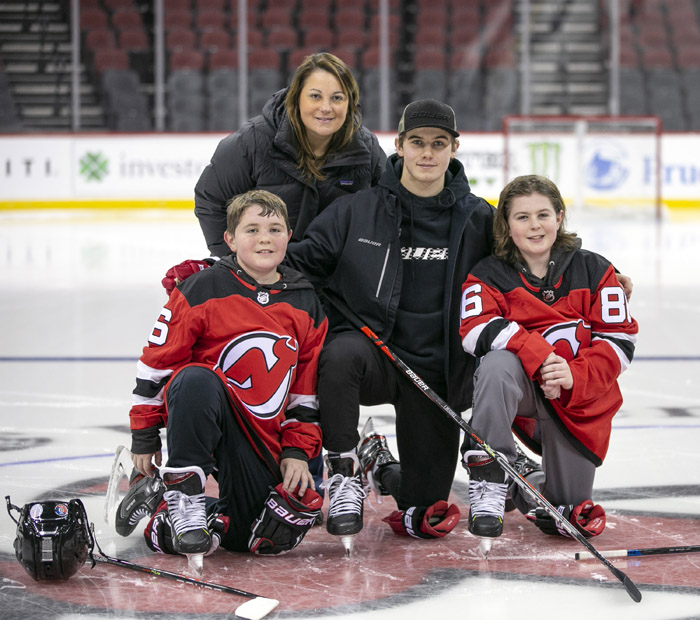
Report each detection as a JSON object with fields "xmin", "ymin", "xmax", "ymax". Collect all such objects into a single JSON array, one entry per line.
[
  {"xmin": 248, "ymin": 484, "xmax": 323, "ymax": 555},
  {"xmin": 162, "ymin": 258, "xmax": 216, "ymax": 295},
  {"xmin": 383, "ymin": 501, "xmax": 461, "ymax": 539},
  {"xmin": 526, "ymin": 499, "xmax": 605, "ymax": 538}
]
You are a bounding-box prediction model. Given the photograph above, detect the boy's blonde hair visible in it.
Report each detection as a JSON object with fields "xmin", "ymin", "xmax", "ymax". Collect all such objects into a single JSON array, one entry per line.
[{"xmin": 226, "ymin": 190, "xmax": 290, "ymax": 235}]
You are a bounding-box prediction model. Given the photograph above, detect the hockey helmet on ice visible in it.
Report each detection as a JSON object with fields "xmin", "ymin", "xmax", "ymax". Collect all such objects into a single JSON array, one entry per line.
[{"xmin": 5, "ymin": 495, "xmax": 93, "ymax": 581}]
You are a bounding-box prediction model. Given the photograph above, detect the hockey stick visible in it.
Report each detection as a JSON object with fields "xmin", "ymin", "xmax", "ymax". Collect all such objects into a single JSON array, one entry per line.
[
  {"xmin": 576, "ymin": 544, "xmax": 700, "ymax": 561},
  {"xmin": 89, "ymin": 533, "xmax": 279, "ymax": 620},
  {"xmin": 324, "ymin": 293, "xmax": 642, "ymax": 603}
]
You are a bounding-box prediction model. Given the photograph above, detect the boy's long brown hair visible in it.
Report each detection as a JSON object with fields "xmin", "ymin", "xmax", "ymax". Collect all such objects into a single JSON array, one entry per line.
[{"xmin": 494, "ymin": 175, "xmax": 579, "ymax": 265}]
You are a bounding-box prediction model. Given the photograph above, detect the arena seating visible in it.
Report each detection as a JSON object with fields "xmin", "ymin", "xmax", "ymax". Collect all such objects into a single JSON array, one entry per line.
[
  {"xmin": 607, "ymin": 0, "xmax": 700, "ymax": 130},
  {"xmin": 3, "ymin": 0, "xmax": 700, "ymax": 132}
]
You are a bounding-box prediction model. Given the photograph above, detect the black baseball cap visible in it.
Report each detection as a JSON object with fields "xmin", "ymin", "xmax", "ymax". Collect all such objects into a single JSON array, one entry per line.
[{"xmin": 397, "ymin": 99, "xmax": 459, "ymax": 138}]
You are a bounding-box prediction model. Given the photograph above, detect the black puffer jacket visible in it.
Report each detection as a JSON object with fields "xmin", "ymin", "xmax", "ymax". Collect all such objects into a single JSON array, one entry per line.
[
  {"xmin": 194, "ymin": 89, "xmax": 387, "ymax": 255},
  {"xmin": 285, "ymin": 153, "xmax": 495, "ymax": 411}
]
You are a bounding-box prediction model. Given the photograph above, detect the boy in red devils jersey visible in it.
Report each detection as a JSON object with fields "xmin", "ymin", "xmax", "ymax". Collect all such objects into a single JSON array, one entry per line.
[
  {"xmin": 125, "ymin": 190, "xmax": 327, "ymax": 565},
  {"xmin": 458, "ymin": 175, "xmax": 638, "ymax": 543}
]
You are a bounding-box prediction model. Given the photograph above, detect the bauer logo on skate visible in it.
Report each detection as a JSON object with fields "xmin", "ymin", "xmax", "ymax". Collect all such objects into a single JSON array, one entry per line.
[
  {"xmin": 265, "ymin": 496, "xmax": 316, "ymax": 527},
  {"xmin": 216, "ymin": 332, "xmax": 298, "ymax": 419}
]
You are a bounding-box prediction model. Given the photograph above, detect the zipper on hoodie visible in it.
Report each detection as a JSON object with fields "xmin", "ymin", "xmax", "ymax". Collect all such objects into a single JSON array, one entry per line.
[{"xmin": 375, "ymin": 243, "xmax": 391, "ymax": 298}]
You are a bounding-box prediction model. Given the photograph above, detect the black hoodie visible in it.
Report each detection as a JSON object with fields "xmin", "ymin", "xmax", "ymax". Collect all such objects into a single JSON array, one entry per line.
[{"xmin": 285, "ymin": 152, "xmax": 496, "ymax": 410}]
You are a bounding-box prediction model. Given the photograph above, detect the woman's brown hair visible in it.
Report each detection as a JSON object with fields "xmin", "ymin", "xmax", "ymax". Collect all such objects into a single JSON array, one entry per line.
[{"xmin": 285, "ymin": 52, "xmax": 361, "ymax": 181}]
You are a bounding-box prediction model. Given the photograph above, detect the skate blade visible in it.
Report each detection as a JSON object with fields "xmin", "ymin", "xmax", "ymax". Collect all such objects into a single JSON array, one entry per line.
[
  {"xmin": 359, "ymin": 416, "xmax": 376, "ymax": 440},
  {"xmin": 234, "ymin": 596, "xmax": 280, "ymax": 620},
  {"xmin": 186, "ymin": 553, "xmax": 204, "ymax": 576},
  {"xmin": 477, "ymin": 537, "xmax": 493, "ymax": 559},
  {"xmin": 340, "ymin": 535, "xmax": 356, "ymax": 558},
  {"xmin": 104, "ymin": 445, "xmax": 133, "ymax": 525},
  {"xmin": 365, "ymin": 472, "xmax": 384, "ymax": 505}
]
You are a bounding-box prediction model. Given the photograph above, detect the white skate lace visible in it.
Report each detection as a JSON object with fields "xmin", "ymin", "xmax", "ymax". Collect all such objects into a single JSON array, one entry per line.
[
  {"xmin": 163, "ymin": 490, "xmax": 207, "ymax": 536},
  {"xmin": 468, "ymin": 480, "xmax": 507, "ymax": 518},
  {"xmin": 325, "ymin": 474, "xmax": 367, "ymax": 518}
]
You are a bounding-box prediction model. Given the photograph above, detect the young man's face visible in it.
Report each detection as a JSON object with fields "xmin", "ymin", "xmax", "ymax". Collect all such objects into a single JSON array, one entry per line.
[
  {"xmin": 224, "ymin": 206, "xmax": 291, "ymax": 284},
  {"xmin": 395, "ymin": 127, "xmax": 458, "ymax": 196}
]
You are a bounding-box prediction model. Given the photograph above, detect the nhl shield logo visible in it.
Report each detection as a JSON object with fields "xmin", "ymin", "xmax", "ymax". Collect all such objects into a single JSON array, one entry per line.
[
  {"xmin": 257, "ymin": 291, "xmax": 270, "ymax": 305},
  {"xmin": 542, "ymin": 289, "xmax": 555, "ymax": 303}
]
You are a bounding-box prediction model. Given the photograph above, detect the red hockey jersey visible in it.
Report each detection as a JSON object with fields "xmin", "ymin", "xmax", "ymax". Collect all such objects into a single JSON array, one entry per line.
[
  {"xmin": 459, "ymin": 248, "xmax": 638, "ymax": 464},
  {"xmin": 129, "ymin": 256, "xmax": 328, "ymax": 465}
]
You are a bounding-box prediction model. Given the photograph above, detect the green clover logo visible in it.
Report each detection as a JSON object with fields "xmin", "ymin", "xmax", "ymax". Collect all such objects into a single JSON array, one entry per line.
[{"xmin": 79, "ymin": 151, "xmax": 109, "ymax": 181}]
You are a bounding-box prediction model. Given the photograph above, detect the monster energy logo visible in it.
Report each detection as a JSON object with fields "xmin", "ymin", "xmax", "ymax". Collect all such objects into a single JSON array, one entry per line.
[
  {"xmin": 526, "ymin": 142, "xmax": 561, "ymax": 180},
  {"xmin": 79, "ymin": 151, "xmax": 109, "ymax": 181}
]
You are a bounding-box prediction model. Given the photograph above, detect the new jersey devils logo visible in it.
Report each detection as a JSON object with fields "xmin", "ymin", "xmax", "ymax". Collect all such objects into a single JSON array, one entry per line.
[
  {"xmin": 216, "ymin": 332, "xmax": 298, "ymax": 419},
  {"xmin": 542, "ymin": 319, "xmax": 591, "ymax": 361}
]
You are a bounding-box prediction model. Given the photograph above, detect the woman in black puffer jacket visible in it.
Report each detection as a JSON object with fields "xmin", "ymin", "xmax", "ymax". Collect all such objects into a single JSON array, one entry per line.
[{"xmin": 195, "ymin": 52, "xmax": 387, "ymax": 256}]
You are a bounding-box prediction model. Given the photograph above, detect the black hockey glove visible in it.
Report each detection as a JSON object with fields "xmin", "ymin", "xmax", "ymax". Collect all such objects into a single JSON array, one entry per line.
[
  {"xmin": 248, "ymin": 484, "xmax": 323, "ymax": 555},
  {"xmin": 144, "ymin": 500, "xmax": 229, "ymax": 555},
  {"xmin": 526, "ymin": 499, "xmax": 605, "ymax": 538},
  {"xmin": 383, "ymin": 500, "xmax": 461, "ymax": 539}
]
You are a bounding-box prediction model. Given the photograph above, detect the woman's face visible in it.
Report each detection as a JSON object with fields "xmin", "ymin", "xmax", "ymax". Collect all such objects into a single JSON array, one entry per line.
[{"xmin": 298, "ymin": 69, "xmax": 349, "ymax": 151}]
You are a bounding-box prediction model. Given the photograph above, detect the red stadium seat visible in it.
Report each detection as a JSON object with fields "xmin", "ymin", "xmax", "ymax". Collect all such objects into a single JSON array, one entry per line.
[
  {"xmin": 118, "ymin": 28, "xmax": 149, "ymax": 51},
  {"xmin": 93, "ymin": 48, "xmax": 130, "ymax": 73},
  {"xmin": 166, "ymin": 28, "xmax": 197, "ymax": 52},
  {"xmin": 111, "ymin": 8, "xmax": 143, "ymax": 31},
  {"xmin": 85, "ymin": 28, "xmax": 117, "ymax": 52}
]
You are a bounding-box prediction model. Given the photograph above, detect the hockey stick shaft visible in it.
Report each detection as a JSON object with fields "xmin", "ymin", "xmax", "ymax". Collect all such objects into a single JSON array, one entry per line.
[
  {"xmin": 89, "ymin": 532, "xmax": 279, "ymax": 620},
  {"xmin": 89, "ymin": 531, "xmax": 269, "ymax": 600},
  {"xmin": 576, "ymin": 544, "xmax": 700, "ymax": 561},
  {"xmin": 92, "ymin": 551, "xmax": 262, "ymax": 598},
  {"xmin": 325, "ymin": 294, "xmax": 641, "ymax": 602}
]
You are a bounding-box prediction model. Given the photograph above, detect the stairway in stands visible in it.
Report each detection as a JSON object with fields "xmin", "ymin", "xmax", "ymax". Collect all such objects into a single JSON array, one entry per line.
[
  {"xmin": 0, "ymin": 1, "xmax": 105, "ymax": 131},
  {"xmin": 521, "ymin": 0, "xmax": 607, "ymax": 116}
]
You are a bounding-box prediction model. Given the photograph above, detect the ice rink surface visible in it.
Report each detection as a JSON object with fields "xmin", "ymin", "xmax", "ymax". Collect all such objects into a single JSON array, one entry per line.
[{"xmin": 1, "ymin": 206, "xmax": 699, "ymax": 619}]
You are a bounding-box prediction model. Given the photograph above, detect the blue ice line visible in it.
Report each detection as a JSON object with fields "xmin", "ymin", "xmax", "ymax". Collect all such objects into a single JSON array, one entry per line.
[{"xmin": 0, "ymin": 453, "xmax": 115, "ymax": 468}]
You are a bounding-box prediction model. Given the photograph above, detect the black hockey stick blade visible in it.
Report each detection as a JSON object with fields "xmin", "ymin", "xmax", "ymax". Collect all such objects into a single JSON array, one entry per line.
[
  {"xmin": 90, "ymin": 533, "xmax": 279, "ymax": 619},
  {"xmin": 576, "ymin": 544, "xmax": 700, "ymax": 561},
  {"xmin": 323, "ymin": 293, "xmax": 642, "ymax": 602}
]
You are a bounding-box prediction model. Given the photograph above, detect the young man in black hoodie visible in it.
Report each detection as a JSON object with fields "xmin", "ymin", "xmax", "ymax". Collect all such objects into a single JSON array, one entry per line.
[{"xmin": 284, "ymin": 100, "xmax": 498, "ymax": 547}]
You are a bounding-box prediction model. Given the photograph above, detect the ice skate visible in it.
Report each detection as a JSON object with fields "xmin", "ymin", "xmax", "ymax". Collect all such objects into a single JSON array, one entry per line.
[
  {"xmin": 115, "ymin": 468, "xmax": 164, "ymax": 537},
  {"xmin": 324, "ymin": 452, "xmax": 366, "ymax": 557},
  {"xmin": 104, "ymin": 445, "xmax": 133, "ymax": 524},
  {"xmin": 505, "ymin": 444, "xmax": 544, "ymax": 513},
  {"xmin": 357, "ymin": 417, "xmax": 398, "ymax": 500},
  {"xmin": 161, "ymin": 465, "xmax": 211, "ymax": 575},
  {"xmin": 465, "ymin": 450, "xmax": 508, "ymax": 557}
]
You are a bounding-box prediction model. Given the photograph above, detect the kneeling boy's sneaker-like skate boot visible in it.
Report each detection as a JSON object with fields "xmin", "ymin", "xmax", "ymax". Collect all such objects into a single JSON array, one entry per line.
[
  {"xmin": 505, "ymin": 445, "xmax": 544, "ymax": 513},
  {"xmin": 357, "ymin": 417, "xmax": 398, "ymax": 496},
  {"xmin": 115, "ymin": 470, "xmax": 165, "ymax": 537},
  {"xmin": 465, "ymin": 450, "xmax": 508, "ymax": 539},
  {"xmin": 161, "ymin": 465, "xmax": 211, "ymax": 557},
  {"xmin": 324, "ymin": 452, "xmax": 366, "ymax": 556}
]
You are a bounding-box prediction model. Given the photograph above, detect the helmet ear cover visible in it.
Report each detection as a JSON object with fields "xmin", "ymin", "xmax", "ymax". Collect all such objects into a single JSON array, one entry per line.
[{"xmin": 8, "ymin": 497, "xmax": 93, "ymax": 581}]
